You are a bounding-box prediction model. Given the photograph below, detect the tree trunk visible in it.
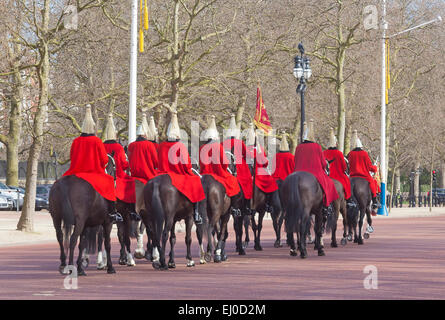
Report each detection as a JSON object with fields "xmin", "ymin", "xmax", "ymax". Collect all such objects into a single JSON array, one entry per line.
[
  {"xmin": 440, "ymin": 160, "xmax": 445, "ymax": 189},
  {"xmin": 395, "ymin": 167, "xmax": 401, "ymax": 193},
  {"xmin": 17, "ymin": 0, "xmax": 50, "ymax": 232},
  {"xmin": 336, "ymin": 49, "xmax": 346, "ymax": 153}
]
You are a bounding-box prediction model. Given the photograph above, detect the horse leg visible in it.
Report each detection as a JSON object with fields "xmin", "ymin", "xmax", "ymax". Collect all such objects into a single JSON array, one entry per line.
[
  {"xmin": 196, "ymin": 218, "xmax": 206, "ymax": 264},
  {"xmin": 215, "ymin": 213, "xmax": 230, "ymax": 263},
  {"xmin": 185, "ymin": 215, "xmax": 195, "ymax": 267},
  {"xmin": 102, "ymin": 221, "xmax": 115, "ymax": 274},
  {"xmin": 68, "ymin": 221, "xmax": 85, "ymax": 274},
  {"xmin": 124, "ymin": 219, "xmax": 135, "ymax": 267},
  {"xmin": 243, "ymin": 214, "xmax": 251, "ymax": 249},
  {"xmin": 314, "ymin": 213, "xmax": 325, "ymax": 256},
  {"xmin": 54, "ymin": 218, "xmax": 67, "ymax": 274},
  {"xmin": 157, "ymin": 218, "xmax": 172, "ymax": 270},
  {"xmin": 233, "ymin": 215, "xmax": 245, "ymax": 255},
  {"xmin": 117, "ymin": 222, "xmax": 127, "ymax": 265},
  {"xmin": 168, "ymin": 223, "xmax": 177, "ymax": 268},
  {"xmin": 288, "ymin": 232, "xmax": 297, "ymax": 256},
  {"xmin": 341, "ymin": 206, "xmax": 348, "ymax": 246},
  {"xmin": 272, "ymin": 209, "xmax": 283, "ymax": 248},
  {"xmin": 76, "ymin": 229, "xmax": 87, "ymax": 276},
  {"xmin": 300, "ymin": 214, "xmax": 309, "ymax": 259},
  {"xmin": 254, "ymin": 210, "xmax": 265, "ymax": 251},
  {"xmin": 357, "ymin": 207, "xmax": 365, "ymax": 245}
]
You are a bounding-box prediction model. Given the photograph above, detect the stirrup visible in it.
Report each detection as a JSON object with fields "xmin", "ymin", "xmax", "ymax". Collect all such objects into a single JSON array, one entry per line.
[
  {"xmin": 130, "ymin": 212, "xmax": 141, "ymax": 221},
  {"xmin": 231, "ymin": 208, "xmax": 242, "ymax": 217},
  {"xmin": 194, "ymin": 215, "xmax": 203, "ymax": 225},
  {"xmin": 109, "ymin": 212, "xmax": 123, "ymax": 223}
]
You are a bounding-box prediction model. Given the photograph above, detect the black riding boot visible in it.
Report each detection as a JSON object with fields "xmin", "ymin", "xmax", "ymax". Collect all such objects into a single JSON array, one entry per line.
[
  {"xmin": 108, "ymin": 201, "xmax": 123, "ymax": 223},
  {"xmin": 346, "ymin": 197, "xmax": 357, "ymax": 208},
  {"xmin": 194, "ymin": 202, "xmax": 203, "ymax": 225},
  {"xmin": 372, "ymin": 196, "xmax": 380, "ymax": 211},
  {"xmin": 129, "ymin": 203, "xmax": 141, "ymax": 221}
]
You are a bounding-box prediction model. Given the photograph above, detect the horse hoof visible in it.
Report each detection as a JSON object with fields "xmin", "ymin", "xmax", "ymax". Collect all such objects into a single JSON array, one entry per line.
[
  {"xmin": 126, "ymin": 260, "xmax": 136, "ymax": 267},
  {"xmin": 59, "ymin": 265, "xmax": 68, "ymax": 275},
  {"xmin": 81, "ymin": 258, "xmax": 89, "ymax": 269},
  {"xmin": 152, "ymin": 261, "xmax": 161, "ymax": 270},
  {"xmin": 97, "ymin": 263, "xmax": 107, "ymax": 270},
  {"xmin": 238, "ymin": 248, "xmax": 246, "ymax": 256},
  {"xmin": 318, "ymin": 250, "xmax": 325, "ymax": 256},
  {"xmin": 187, "ymin": 260, "xmax": 195, "ymax": 267},
  {"xmin": 358, "ymin": 238, "xmax": 364, "ymax": 245},
  {"xmin": 274, "ymin": 240, "xmax": 282, "ymax": 248},
  {"xmin": 204, "ymin": 253, "xmax": 212, "ymax": 263},
  {"xmin": 221, "ymin": 254, "xmax": 227, "ymax": 262},
  {"xmin": 168, "ymin": 262, "xmax": 176, "ymax": 269},
  {"xmin": 347, "ymin": 235, "xmax": 353, "ymax": 241},
  {"xmin": 331, "ymin": 242, "xmax": 338, "ymax": 248},
  {"xmin": 214, "ymin": 255, "xmax": 222, "ymax": 263},
  {"xmin": 254, "ymin": 245, "xmax": 263, "ymax": 251},
  {"xmin": 341, "ymin": 238, "xmax": 347, "ymax": 246},
  {"xmin": 353, "ymin": 238, "xmax": 358, "ymax": 243},
  {"xmin": 242, "ymin": 241, "xmax": 249, "ymax": 249},
  {"xmin": 367, "ymin": 226, "xmax": 374, "ymax": 233},
  {"xmin": 145, "ymin": 253, "xmax": 153, "ymax": 262},
  {"xmin": 107, "ymin": 267, "xmax": 116, "ymax": 274},
  {"xmin": 78, "ymin": 269, "xmax": 87, "ymax": 276},
  {"xmin": 300, "ymin": 252, "xmax": 307, "ymax": 259},
  {"xmin": 200, "ymin": 258, "xmax": 206, "ymax": 264},
  {"xmin": 134, "ymin": 251, "xmax": 145, "ymax": 259},
  {"xmin": 290, "ymin": 249, "xmax": 298, "ymax": 256},
  {"xmin": 119, "ymin": 259, "xmax": 126, "ymax": 265},
  {"xmin": 364, "ymin": 232, "xmax": 370, "ymax": 240}
]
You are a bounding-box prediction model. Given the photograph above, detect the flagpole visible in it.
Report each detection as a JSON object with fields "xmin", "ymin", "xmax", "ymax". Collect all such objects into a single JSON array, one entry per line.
[
  {"xmin": 378, "ymin": 0, "xmax": 388, "ymax": 216},
  {"xmin": 128, "ymin": 0, "xmax": 138, "ymax": 144}
]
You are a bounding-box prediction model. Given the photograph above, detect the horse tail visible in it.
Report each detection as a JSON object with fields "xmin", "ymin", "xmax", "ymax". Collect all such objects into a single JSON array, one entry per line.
[
  {"xmin": 151, "ymin": 180, "xmax": 164, "ymax": 243},
  {"xmin": 285, "ymin": 175, "xmax": 303, "ymax": 234},
  {"xmin": 59, "ymin": 180, "xmax": 75, "ymax": 254},
  {"xmin": 129, "ymin": 221, "xmax": 140, "ymax": 239},
  {"xmin": 83, "ymin": 226, "xmax": 100, "ymax": 255},
  {"xmin": 325, "ymin": 209, "xmax": 337, "ymax": 233}
]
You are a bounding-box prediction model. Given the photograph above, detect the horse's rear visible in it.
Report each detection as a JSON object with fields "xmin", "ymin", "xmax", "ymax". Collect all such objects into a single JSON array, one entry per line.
[
  {"xmin": 142, "ymin": 174, "xmax": 195, "ymax": 270},
  {"xmin": 197, "ymin": 175, "xmax": 231, "ymax": 263},
  {"xmin": 349, "ymin": 177, "xmax": 373, "ymax": 244},
  {"xmin": 49, "ymin": 176, "xmax": 115, "ymax": 275},
  {"xmin": 282, "ymin": 171, "xmax": 324, "ymax": 258},
  {"xmin": 328, "ymin": 179, "xmax": 347, "ymax": 247}
]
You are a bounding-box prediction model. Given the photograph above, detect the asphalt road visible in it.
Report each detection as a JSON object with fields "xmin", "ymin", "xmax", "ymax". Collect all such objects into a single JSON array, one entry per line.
[{"xmin": 0, "ymin": 216, "xmax": 444, "ymax": 300}]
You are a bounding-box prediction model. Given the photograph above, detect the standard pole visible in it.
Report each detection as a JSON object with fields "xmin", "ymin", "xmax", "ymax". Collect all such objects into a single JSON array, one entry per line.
[
  {"xmin": 300, "ymin": 87, "xmax": 305, "ymax": 144},
  {"xmin": 378, "ymin": 0, "xmax": 388, "ymax": 216},
  {"xmin": 128, "ymin": 0, "xmax": 138, "ymax": 144}
]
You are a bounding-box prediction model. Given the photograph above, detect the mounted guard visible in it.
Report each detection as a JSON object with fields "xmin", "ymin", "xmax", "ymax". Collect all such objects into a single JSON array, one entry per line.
[
  {"xmin": 62, "ymin": 105, "xmax": 121, "ymax": 223},
  {"xmin": 272, "ymin": 131, "xmax": 295, "ymax": 183}
]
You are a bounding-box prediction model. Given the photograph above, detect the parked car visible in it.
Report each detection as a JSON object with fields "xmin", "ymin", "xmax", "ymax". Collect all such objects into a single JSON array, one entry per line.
[
  {"xmin": 36, "ymin": 184, "xmax": 52, "ymax": 200},
  {"xmin": 0, "ymin": 182, "xmax": 24, "ymax": 210},
  {"xmin": 8, "ymin": 185, "xmax": 49, "ymax": 211},
  {"xmin": 0, "ymin": 194, "xmax": 14, "ymax": 211}
]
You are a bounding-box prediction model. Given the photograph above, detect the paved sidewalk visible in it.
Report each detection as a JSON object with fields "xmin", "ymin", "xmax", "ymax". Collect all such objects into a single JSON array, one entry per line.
[{"xmin": 1, "ymin": 207, "xmax": 444, "ymax": 247}]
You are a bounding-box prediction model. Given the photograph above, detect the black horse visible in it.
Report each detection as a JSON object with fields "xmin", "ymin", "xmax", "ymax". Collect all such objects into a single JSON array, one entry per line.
[
  {"xmin": 328, "ymin": 179, "xmax": 347, "ymax": 248},
  {"xmin": 196, "ymin": 174, "xmax": 241, "ymax": 263},
  {"xmin": 249, "ymin": 183, "xmax": 282, "ymax": 251},
  {"xmin": 281, "ymin": 171, "xmax": 336, "ymax": 258},
  {"xmin": 141, "ymin": 174, "xmax": 196, "ymax": 270},
  {"xmin": 225, "ymin": 150, "xmax": 283, "ymax": 254},
  {"xmin": 347, "ymin": 177, "xmax": 374, "ymax": 245},
  {"xmin": 49, "ymin": 174, "xmax": 115, "ymax": 276}
]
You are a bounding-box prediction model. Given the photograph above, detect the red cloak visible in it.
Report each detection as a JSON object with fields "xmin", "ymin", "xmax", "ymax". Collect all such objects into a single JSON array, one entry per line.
[
  {"xmin": 347, "ymin": 149, "xmax": 378, "ymax": 197},
  {"xmin": 104, "ymin": 141, "xmax": 136, "ymax": 203},
  {"xmin": 323, "ymin": 148, "xmax": 351, "ymax": 200},
  {"xmin": 272, "ymin": 152, "xmax": 295, "ymax": 182},
  {"xmin": 293, "ymin": 142, "xmax": 338, "ymax": 206},
  {"xmin": 199, "ymin": 142, "xmax": 241, "ymax": 197},
  {"xmin": 127, "ymin": 139, "xmax": 159, "ymax": 184},
  {"xmin": 63, "ymin": 135, "xmax": 116, "ymax": 201},
  {"xmin": 157, "ymin": 141, "xmax": 205, "ymax": 203},
  {"xmin": 247, "ymin": 145, "xmax": 278, "ymax": 194},
  {"xmin": 222, "ymin": 138, "xmax": 253, "ymax": 199}
]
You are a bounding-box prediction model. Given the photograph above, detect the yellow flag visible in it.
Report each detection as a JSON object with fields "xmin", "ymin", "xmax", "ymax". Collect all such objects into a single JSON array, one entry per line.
[
  {"xmin": 139, "ymin": 28, "xmax": 144, "ymax": 53},
  {"xmin": 144, "ymin": 0, "xmax": 149, "ymax": 30}
]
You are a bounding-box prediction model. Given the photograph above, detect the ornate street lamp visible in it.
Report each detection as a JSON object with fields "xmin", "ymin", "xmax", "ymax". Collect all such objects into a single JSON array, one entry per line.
[{"xmin": 293, "ymin": 42, "xmax": 312, "ymax": 143}]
